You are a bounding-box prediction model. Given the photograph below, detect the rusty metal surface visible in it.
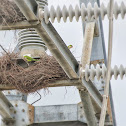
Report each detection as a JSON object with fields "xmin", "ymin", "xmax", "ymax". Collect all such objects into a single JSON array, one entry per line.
[
  {"xmin": 90, "ymin": 59, "xmax": 104, "ymax": 66},
  {"xmin": 107, "ymin": 97, "xmax": 113, "ymax": 123},
  {"xmin": 28, "ymin": 104, "xmax": 34, "ymax": 124},
  {"xmin": 10, "ymin": 101, "xmax": 34, "ymax": 126}
]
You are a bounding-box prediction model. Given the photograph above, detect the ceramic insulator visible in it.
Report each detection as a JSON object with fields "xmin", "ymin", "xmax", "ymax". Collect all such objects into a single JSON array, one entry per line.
[
  {"xmin": 81, "ymin": 64, "xmax": 126, "ymax": 81},
  {"xmin": 39, "ymin": 2, "xmax": 126, "ymax": 23}
]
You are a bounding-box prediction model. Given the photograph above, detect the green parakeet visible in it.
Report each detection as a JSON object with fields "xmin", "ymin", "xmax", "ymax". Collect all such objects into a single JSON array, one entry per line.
[
  {"xmin": 24, "ymin": 56, "xmax": 38, "ymax": 62},
  {"xmin": 68, "ymin": 45, "xmax": 73, "ymax": 49}
]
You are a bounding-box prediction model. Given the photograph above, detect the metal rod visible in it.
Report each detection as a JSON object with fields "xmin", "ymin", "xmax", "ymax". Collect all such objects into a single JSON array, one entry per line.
[
  {"xmin": 0, "ymin": 21, "xmax": 39, "ymax": 30},
  {"xmin": 80, "ymin": 22, "xmax": 97, "ymax": 126},
  {"xmin": 0, "ymin": 80, "xmax": 81, "ymax": 90},
  {"xmin": 99, "ymin": 0, "xmax": 114, "ymax": 126},
  {"xmin": 79, "ymin": 89, "xmax": 98, "ymax": 126},
  {"xmin": 97, "ymin": 0, "xmax": 116, "ymax": 125},
  {"xmin": 81, "ymin": 22, "xmax": 95, "ymax": 70}
]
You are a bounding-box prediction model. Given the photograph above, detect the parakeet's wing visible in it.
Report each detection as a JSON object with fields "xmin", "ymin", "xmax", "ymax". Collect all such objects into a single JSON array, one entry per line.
[{"xmin": 24, "ymin": 56, "xmax": 38, "ymax": 62}]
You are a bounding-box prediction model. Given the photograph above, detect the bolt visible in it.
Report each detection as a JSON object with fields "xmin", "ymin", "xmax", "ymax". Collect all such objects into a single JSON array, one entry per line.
[
  {"xmin": 101, "ymin": 80, "xmax": 104, "ymax": 84},
  {"xmin": 29, "ymin": 109, "xmax": 32, "ymax": 112},
  {"xmin": 22, "ymin": 119, "xmax": 25, "ymax": 122},
  {"xmin": 5, "ymin": 122, "xmax": 9, "ymax": 125},
  {"xmin": 9, "ymin": 107, "xmax": 14, "ymax": 111},
  {"xmin": 22, "ymin": 109, "xmax": 25, "ymax": 112},
  {"xmin": 80, "ymin": 106, "xmax": 83, "ymax": 109},
  {"xmin": 80, "ymin": 115, "xmax": 83, "ymax": 118},
  {"xmin": 102, "ymin": 86, "xmax": 104, "ymax": 89},
  {"xmin": 14, "ymin": 111, "xmax": 16, "ymax": 114}
]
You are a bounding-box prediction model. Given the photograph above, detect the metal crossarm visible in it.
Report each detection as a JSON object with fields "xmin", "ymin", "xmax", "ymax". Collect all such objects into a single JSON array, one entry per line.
[
  {"xmin": 35, "ymin": 21, "xmax": 79, "ymax": 79},
  {"xmin": 79, "ymin": 22, "xmax": 98, "ymax": 126},
  {"xmin": 0, "ymin": 21, "xmax": 39, "ymax": 30}
]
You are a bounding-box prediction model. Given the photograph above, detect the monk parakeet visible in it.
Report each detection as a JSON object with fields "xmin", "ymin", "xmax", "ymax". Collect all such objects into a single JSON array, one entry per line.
[
  {"xmin": 68, "ymin": 45, "xmax": 73, "ymax": 49},
  {"xmin": 24, "ymin": 56, "xmax": 38, "ymax": 62}
]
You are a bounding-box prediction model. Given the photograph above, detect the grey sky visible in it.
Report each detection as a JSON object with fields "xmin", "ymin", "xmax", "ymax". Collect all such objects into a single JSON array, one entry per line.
[{"xmin": 0, "ymin": 0, "xmax": 126, "ymax": 125}]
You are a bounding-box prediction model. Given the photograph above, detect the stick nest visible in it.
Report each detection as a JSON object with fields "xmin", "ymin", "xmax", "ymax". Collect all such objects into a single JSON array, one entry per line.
[
  {"xmin": 0, "ymin": 0, "xmax": 26, "ymax": 25},
  {"xmin": 0, "ymin": 53, "xmax": 68, "ymax": 93}
]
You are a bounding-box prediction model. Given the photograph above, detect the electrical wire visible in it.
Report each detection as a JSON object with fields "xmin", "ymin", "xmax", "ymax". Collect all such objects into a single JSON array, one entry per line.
[{"xmin": 31, "ymin": 91, "xmax": 42, "ymax": 105}]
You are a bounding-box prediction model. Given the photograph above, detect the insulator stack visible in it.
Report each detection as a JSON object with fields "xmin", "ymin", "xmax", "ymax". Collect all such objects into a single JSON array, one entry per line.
[
  {"xmin": 18, "ymin": 0, "xmax": 48, "ymax": 57},
  {"xmin": 37, "ymin": 0, "xmax": 48, "ymax": 9},
  {"xmin": 39, "ymin": 2, "xmax": 126, "ymax": 23},
  {"xmin": 18, "ymin": 29, "xmax": 47, "ymax": 57},
  {"xmin": 81, "ymin": 64, "xmax": 126, "ymax": 81}
]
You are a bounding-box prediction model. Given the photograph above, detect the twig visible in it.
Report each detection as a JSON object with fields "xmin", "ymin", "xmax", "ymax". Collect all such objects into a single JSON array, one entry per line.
[{"xmin": 0, "ymin": 44, "xmax": 11, "ymax": 59}]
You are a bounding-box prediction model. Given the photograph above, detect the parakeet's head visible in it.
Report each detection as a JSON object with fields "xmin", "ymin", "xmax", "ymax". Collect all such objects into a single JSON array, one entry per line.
[{"xmin": 68, "ymin": 45, "xmax": 73, "ymax": 49}]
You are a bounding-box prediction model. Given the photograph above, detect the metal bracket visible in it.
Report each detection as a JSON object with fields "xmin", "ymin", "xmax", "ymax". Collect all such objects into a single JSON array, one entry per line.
[{"xmin": 2, "ymin": 101, "xmax": 34, "ymax": 126}]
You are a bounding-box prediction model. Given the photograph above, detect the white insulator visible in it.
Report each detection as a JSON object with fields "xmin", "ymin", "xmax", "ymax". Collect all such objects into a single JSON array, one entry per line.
[
  {"xmin": 102, "ymin": 64, "xmax": 107, "ymax": 80},
  {"xmin": 120, "ymin": 65, "xmax": 125, "ymax": 80},
  {"xmin": 85, "ymin": 64, "xmax": 90, "ymax": 82},
  {"xmin": 75, "ymin": 5, "xmax": 81, "ymax": 22},
  {"xmin": 69, "ymin": 5, "xmax": 75, "ymax": 22},
  {"xmin": 50, "ymin": 6, "xmax": 56, "ymax": 23},
  {"xmin": 57, "ymin": 5, "xmax": 62, "ymax": 23},
  {"xmin": 114, "ymin": 2, "xmax": 120, "ymax": 19},
  {"xmin": 82, "ymin": 64, "xmax": 126, "ymax": 81},
  {"xmin": 18, "ymin": 0, "xmax": 48, "ymax": 57},
  {"xmin": 44, "ymin": 5, "xmax": 50, "ymax": 24},
  {"xmin": 90, "ymin": 64, "xmax": 96, "ymax": 81},
  {"xmin": 94, "ymin": 2, "xmax": 100, "ymax": 20},
  {"xmin": 107, "ymin": 3, "xmax": 110, "ymax": 19},
  {"xmin": 100, "ymin": 3, "xmax": 107, "ymax": 20},
  {"xmin": 81, "ymin": 3, "xmax": 87, "ymax": 21},
  {"xmin": 41, "ymin": 2, "xmax": 126, "ymax": 23},
  {"xmin": 87, "ymin": 3, "xmax": 94, "ymax": 20},
  {"xmin": 114, "ymin": 65, "xmax": 119, "ymax": 80},
  {"xmin": 62, "ymin": 5, "xmax": 68, "ymax": 22},
  {"xmin": 96, "ymin": 64, "xmax": 102, "ymax": 80},
  {"xmin": 121, "ymin": 2, "xmax": 126, "ymax": 19}
]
